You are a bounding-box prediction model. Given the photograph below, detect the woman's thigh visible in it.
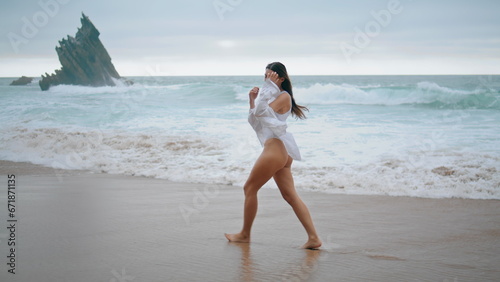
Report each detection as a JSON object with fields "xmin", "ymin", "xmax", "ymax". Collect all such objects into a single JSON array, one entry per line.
[
  {"xmin": 273, "ymin": 157, "xmax": 298, "ymax": 199},
  {"xmin": 244, "ymin": 139, "xmax": 289, "ymax": 192}
]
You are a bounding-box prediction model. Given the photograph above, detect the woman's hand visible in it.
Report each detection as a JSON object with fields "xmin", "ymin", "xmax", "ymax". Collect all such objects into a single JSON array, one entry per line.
[
  {"xmin": 249, "ymin": 87, "xmax": 259, "ymax": 109},
  {"xmin": 249, "ymin": 87, "xmax": 259, "ymax": 101},
  {"xmin": 266, "ymin": 71, "xmax": 281, "ymax": 85}
]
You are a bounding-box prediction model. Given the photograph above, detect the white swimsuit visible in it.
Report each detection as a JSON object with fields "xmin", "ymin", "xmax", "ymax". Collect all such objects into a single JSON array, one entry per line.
[{"xmin": 248, "ymin": 79, "xmax": 302, "ymax": 161}]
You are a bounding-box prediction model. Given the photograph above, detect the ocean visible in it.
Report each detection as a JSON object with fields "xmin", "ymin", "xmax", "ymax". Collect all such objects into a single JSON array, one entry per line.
[{"xmin": 1, "ymin": 75, "xmax": 499, "ymax": 199}]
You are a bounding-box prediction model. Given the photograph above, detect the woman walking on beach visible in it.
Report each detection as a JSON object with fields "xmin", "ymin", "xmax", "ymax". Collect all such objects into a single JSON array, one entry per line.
[{"xmin": 225, "ymin": 62, "xmax": 322, "ymax": 249}]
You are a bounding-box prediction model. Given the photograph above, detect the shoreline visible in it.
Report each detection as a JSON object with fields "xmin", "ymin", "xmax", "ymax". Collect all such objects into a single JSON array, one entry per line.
[
  {"xmin": 0, "ymin": 160, "xmax": 499, "ymax": 281},
  {"xmin": 1, "ymin": 160, "xmax": 497, "ymax": 201}
]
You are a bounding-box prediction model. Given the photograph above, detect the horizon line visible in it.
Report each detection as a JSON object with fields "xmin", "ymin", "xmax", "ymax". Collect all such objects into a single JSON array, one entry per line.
[{"xmin": 2, "ymin": 74, "xmax": 500, "ymax": 79}]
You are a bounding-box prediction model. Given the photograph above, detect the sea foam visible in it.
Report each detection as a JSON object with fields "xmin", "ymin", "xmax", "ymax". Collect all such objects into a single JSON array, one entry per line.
[
  {"xmin": 1, "ymin": 75, "xmax": 499, "ymax": 199},
  {"xmin": 1, "ymin": 125, "xmax": 498, "ymax": 199}
]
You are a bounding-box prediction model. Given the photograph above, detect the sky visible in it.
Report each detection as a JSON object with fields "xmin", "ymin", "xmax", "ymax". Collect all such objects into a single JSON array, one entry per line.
[{"xmin": 1, "ymin": 0, "xmax": 499, "ymax": 77}]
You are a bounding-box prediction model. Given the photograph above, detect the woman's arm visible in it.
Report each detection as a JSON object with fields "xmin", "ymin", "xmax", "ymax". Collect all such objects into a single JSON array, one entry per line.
[
  {"xmin": 249, "ymin": 87, "xmax": 258, "ymax": 109},
  {"xmin": 250, "ymin": 79, "xmax": 288, "ymax": 138},
  {"xmin": 265, "ymin": 71, "xmax": 291, "ymax": 114},
  {"xmin": 254, "ymin": 79, "xmax": 281, "ymax": 116},
  {"xmin": 248, "ymin": 87, "xmax": 260, "ymax": 131},
  {"xmin": 269, "ymin": 93, "xmax": 291, "ymax": 114}
]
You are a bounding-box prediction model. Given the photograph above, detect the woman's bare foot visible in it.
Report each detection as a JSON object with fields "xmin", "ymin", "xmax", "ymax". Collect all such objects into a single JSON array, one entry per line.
[
  {"xmin": 225, "ymin": 232, "xmax": 250, "ymax": 243},
  {"xmin": 302, "ymin": 237, "xmax": 322, "ymax": 249}
]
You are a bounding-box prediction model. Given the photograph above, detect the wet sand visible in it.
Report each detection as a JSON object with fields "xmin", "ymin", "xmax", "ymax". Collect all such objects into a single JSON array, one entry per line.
[{"xmin": 0, "ymin": 160, "xmax": 499, "ymax": 281}]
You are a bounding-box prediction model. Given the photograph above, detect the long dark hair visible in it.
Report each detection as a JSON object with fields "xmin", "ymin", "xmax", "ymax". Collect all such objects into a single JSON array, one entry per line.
[{"xmin": 266, "ymin": 62, "xmax": 308, "ymax": 119}]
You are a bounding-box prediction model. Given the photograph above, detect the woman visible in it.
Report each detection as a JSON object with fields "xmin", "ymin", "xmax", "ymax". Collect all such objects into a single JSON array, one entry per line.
[{"xmin": 225, "ymin": 62, "xmax": 322, "ymax": 249}]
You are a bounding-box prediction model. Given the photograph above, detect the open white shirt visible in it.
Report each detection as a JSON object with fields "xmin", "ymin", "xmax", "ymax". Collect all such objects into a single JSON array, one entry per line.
[{"xmin": 248, "ymin": 79, "xmax": 301, "ymax": 161}]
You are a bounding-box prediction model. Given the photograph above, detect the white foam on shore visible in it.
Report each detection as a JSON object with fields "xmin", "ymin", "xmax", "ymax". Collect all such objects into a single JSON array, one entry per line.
[
  {"xmin": 1, "ymin": 126, "xmax": 498, "ymax": 199},
  {"xmin": 2, "ymin": 76, "xmax": 499, "ymax": 199}
]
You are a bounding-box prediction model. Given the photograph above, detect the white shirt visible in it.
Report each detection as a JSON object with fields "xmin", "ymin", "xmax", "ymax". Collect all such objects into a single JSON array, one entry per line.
[{"xmin": 248, "ymin": 79, "xmax": 302, "ymax": 160}]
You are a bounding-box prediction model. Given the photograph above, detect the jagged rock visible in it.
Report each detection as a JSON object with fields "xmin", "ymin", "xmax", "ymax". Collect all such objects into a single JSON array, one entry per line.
[
  {"xmin": 10, "ymin": 76, "xmax": 33, "ymax": 86},
  {"xmin": 39, "ymin": 13, "xmax": 130, "ymax": 91}
]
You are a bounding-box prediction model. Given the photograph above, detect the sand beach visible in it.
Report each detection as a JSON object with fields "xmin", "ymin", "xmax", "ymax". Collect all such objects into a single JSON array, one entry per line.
[{"xmin": 0, "ymin": 160, "xmax": 498, "ymax": 281}]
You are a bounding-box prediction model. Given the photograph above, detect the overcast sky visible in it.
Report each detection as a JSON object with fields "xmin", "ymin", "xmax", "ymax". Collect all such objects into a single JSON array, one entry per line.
[{"xmin": 1, "ymin": 0, "xmax": 499, "ymax": 77}]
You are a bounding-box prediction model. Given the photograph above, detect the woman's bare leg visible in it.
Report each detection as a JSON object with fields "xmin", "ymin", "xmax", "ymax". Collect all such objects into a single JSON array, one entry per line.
[
  {"xmin": 225, "ymin": 139, "xmax": 288, "ymax": 243},
  {"xmin": 274, "ymin": 157, "xmax": 322, "ymax": 249}
]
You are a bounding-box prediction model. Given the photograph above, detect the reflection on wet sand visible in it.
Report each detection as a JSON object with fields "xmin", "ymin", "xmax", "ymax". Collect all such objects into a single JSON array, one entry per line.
[{"xmin": 228, "ymin": 242, "xmax": 321, "ymax": 281}]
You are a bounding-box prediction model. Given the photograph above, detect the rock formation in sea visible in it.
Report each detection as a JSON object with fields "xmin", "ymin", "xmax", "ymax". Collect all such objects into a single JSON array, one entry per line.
[
  {"xmin": 39, "ymin": 13, "xmax": 129, "ymax": 91},
  {"xmin": 10, "ymin": 76, "xmax": 33, "ymax": 86}
]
